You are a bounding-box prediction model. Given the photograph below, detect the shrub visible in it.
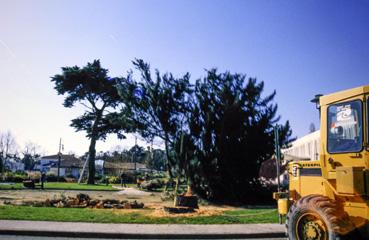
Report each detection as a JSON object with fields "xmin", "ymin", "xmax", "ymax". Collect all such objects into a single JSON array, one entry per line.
[
  {"xmin": 95, "ymin": 175, "xmax": 103, "ymax": 181},
  {"xmin": 3, "ymin": 172, "xmax": 27, "ymax": 183},
  {"xmin": 64, "ymin": 177, "xmax": 76, "ymax": 183},
  {"xmin": 66, "ymin": 174, "xmax": 75, "ymax": 179},
  {"xmin": 14, "ymin": 170, "xmax": 27, "ymax": 176},
  {"xmin": 45, "ymin": 173, "xmax": 67, "ymax": 182},
  {"xmin": 28, "ymin": 172, "xmax": 41, "ymax": 179},
  {"xmin": 141, "ymin": 179, "xmax": 163, "ymax": 191},
  {"xmin": 124, "ymin": 172, "xmax": 137, "ymax": 183},
  {"xmin": 108, "ymin": 176, "xmax": 119, "ymax": 184}
]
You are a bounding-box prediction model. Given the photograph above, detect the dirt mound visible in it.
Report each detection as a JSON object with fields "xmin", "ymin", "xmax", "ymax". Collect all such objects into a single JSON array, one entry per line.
[{"xmin": 149, "ymin": 205, "xmax": 229, "ymax": 218}]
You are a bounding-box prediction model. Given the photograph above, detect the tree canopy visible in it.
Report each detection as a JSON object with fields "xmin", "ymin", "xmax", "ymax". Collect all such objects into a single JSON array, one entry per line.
[
  {"xmin": 117, "ymin": 59, "xmax": 193, "ymax": 178},
  {"xmin": 187, "ymin": 69, "xmax": 294, "ymax": 202},
  {"xmin": 51, "ymin": 60, "xmax": 127, "ymax": 184}
]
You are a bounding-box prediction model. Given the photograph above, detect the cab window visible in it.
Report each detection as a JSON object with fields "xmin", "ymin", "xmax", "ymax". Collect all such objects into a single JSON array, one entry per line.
[{"xmin": 327, "ymin": 100, "xmax": 362, "ymax": 153}]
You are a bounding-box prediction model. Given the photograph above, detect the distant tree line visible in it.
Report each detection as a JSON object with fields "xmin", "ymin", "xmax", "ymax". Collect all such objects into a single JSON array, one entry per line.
[{"xmin": 52, "ymin": 59, "xmax": 294, "ymax": 203}]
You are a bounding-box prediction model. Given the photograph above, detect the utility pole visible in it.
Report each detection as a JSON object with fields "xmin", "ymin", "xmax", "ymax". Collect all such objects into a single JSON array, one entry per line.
[
  {"xmin": 134, "ymin": 136, "xmax": 137, "ymax": 171},
  {"xmin": 274, "ymin": 125, "xmax": 282, "ymax": 224},
  {"xmin": 57, "ymin": 138, "xmax": 62, "ymax": 182}
]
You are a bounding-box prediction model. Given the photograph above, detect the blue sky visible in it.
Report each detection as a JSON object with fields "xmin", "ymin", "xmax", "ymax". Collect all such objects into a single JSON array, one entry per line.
[{"xmin": 1, "ymin": 0, "xmax": 368, "ymax": 155}]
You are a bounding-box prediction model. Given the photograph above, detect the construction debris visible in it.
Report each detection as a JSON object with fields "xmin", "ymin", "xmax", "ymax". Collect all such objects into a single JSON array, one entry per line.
[
  {"xmin": 3, "ymin": 193, "xmax": 144, "ymax": 210},
  {"xmin": 140, "ymin": 179, "xmax": 163, "ymax": 191}
]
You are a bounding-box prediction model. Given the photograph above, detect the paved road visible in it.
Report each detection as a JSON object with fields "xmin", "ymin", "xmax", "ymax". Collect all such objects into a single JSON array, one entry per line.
[{"xmin": 0, "ymin": 236, "xmax": 285, "ymax": 240}]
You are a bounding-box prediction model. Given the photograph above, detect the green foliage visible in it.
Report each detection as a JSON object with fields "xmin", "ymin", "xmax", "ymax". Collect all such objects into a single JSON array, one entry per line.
[
  {"xmin": 117, "ymin": 59, "xmax": 193, "ymax": 177},
  {"xmin": 150, "ymin": 149, "xmax": 167, "ymax": 171},
  {"xmin": 118, "ymin": 62, "xmax": 293, "ymax": 203},
  {"xmin": 140, "ymin": 178, "xmax": 164, "ymax": 191},
  {"xmin": 108, "ymin": 176, "xmax": 119, "ymax": 184},
  {"xmin": 2, "ymin": 172, "xmax": 27, "ymax": 183},
  {"xmin": 186, "ymin": 69, "xmax": 294, "ymax": 202},
  {"xmin": 45, "ymin": 173, "xmax": 66, "ymax": 182},
  {"xmin": 51, "ymin": 60, "xmax": 127, "ymax": 140}
]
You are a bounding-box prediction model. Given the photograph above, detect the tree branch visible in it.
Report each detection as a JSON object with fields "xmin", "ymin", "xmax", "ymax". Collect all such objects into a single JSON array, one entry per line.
[{"xmin": 80, "ymin": 102, "xmax": 94, "ymax": 111}]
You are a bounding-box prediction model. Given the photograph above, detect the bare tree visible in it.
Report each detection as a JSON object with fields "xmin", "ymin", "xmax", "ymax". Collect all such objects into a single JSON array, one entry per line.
[
  {"xmin": 23, "ymin": 141, "xmax": 41, "ymax": 157},
  {"xmin": 0, "ymin": 130, "xmax": 18, "ymax": 178},
  {"xmin": 22, "ymin": 141, "xmax": 41, "ymax": 171},
  {"xmin": 0, "ymin": 131, "xmax": 17, "ymax": 156}
]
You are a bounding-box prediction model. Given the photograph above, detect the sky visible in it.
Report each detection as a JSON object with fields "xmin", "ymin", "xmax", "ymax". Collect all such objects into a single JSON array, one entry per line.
[{"xmin": 0, "ymin": 0, "xmax": 369, "ymax": 156}]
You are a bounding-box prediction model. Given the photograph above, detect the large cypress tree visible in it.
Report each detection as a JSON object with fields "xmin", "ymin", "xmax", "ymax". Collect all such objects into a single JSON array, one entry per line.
[
  {"xmin": 187, "ymin": 69, "xmax": 293, "ymax": 203},
  {"xmin": 116, "ymin": 59, "xmax": 193, "ymax": 179},
  {"xmin": 51, "ymin": 60, "xmax": 126, "ymax": 184}
]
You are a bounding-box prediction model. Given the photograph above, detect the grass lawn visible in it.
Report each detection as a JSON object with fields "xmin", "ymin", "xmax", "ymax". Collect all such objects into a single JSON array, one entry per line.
[
  {"xmin": 0, "ymin": 205, "xmax": 278, "ymax": 224},
  {"xmin": 0, "ymin": 182, "xmax": 136, "ymax": 191}
]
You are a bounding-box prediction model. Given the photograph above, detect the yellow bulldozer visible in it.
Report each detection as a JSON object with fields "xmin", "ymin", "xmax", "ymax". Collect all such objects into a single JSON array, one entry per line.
[{"xmin": 274, "ymin": 85, "xmax": 369, "ymax": 239}]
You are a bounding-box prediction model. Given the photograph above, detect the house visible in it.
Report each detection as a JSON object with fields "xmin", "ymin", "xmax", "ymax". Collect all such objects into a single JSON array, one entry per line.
[
  {"xmin": 259, "ymin": 154, "xmax": 310, "ymax": 188},
  {"xmin": 38, "ymin": 154, "xmax": 83, "ymax": 179},
  {"xmin": 103, "ymin": 161, "xmax": 150, "ymax": 176},
  {"xmin": 4, "ymin": 157, "xmax": 24, "ymax": 172},
  {"xmin": 282, "ymin": 130, "xmax": 320, "ymax": 161},
  {"xmin": 95, "ymin": 159, "xmax": 104, "ymax": 176}
]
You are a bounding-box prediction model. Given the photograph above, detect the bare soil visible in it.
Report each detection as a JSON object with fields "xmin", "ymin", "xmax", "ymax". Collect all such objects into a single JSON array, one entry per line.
[{"xmin": 0, "ymin": 189, "xmax": 236, "ymax": 217}]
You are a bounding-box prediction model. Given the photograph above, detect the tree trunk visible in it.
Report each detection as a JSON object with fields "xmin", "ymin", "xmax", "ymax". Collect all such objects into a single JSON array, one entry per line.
[
  {"xmin": 87, "ymin": 113, "xmax": 102, "ymax": 185},
  {"xmin": 164, "ymin": 138, "xmax": 173, "ymax": 178},
  {"xmin": 164, "ymin": 138, "xmax": 174, "ymax": 192},
  {"xmin": 87, "ymin": 136, "xmax": 97, "ymax": 184}
]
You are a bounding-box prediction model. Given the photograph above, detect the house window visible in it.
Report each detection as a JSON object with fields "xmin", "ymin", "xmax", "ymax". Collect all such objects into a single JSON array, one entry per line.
[{"xmin": 327, "ymin": 100, "xmax": 363, "ymax": 153}]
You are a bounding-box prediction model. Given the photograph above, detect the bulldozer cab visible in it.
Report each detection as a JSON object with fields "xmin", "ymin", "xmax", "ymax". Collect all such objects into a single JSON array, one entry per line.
[{"xmin": 319, "ymin": 86, "xmax": 369, "ymax": 197}]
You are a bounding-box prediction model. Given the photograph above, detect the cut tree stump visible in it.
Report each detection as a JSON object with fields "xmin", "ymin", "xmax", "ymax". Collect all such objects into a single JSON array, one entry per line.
[
  {"xmin": 163, "ymin": 206, "xmax": 195, "ymax": 214},
  {"xmin": 23, "ymin": 180, "xmax": 35, "ymax": 189},
  {"xmin": 175, "ymin": 194, "xmax": 199, "ymax": 209}
]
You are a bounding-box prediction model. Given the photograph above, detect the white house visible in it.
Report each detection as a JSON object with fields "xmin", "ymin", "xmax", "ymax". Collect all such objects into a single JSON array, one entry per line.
[
  {"xmin": 38, "ymin": 154, "xmax": 83, "ymax": 178},
  {"xmin": 282, "ymin": 130, "xmax": 320, "ymax": 161},
  {"xmin": 259, "ymin": 131, "xmax": 320, "ymax": 187}
]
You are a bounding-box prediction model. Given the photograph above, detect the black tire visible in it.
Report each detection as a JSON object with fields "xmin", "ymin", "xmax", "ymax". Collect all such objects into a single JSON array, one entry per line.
[{"xmin": 286, "ymin": 194, "xmax": 354, "ymax": 240}]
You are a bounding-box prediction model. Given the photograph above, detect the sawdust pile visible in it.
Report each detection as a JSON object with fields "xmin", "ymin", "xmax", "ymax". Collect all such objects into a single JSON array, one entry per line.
[{"xmin": 149, "ymin": 205, "xmax": 232, "ymax": 218}]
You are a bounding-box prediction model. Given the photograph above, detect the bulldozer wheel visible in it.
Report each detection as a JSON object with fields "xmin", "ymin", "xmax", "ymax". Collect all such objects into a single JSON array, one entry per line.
[{"xmin": 286, "ymin": 194, "xmax": 352, "ymax": 240}]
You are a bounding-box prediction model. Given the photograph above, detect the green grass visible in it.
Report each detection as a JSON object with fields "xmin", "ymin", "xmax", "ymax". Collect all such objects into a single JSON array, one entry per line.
[
  {"xmin": 0, "ymin": 183, "xmax": 23, "ymax": 190},
  {"xmin": 0, "ymin": 182, "xmax": 137, "ymax": 191},
  {"xmin": 0, "ymin": 205, "xmax": 278, "ymax": 224}
]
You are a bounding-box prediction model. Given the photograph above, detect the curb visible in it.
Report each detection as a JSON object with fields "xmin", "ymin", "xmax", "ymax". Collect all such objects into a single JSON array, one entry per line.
[{"xmin": 0, "ymin": 230, "xmax": 285, "ymax": 239}]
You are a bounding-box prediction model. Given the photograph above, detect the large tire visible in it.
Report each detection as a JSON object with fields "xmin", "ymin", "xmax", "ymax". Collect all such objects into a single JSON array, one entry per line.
[{"xmin": 286, "ymin": 194, "xmax": 354, "ymax": 240}]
